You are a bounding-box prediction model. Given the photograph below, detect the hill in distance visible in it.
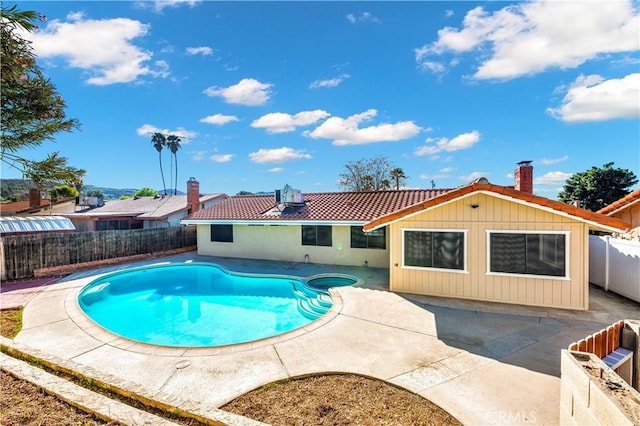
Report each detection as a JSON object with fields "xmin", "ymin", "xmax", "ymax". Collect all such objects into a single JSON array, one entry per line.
[{"xmin": 0, "ymin": 179, "xmax": 182, "ymax": 201}]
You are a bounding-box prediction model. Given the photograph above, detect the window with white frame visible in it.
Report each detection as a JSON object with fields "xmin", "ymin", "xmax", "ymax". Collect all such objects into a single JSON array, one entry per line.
[
  {"xmin": 403, "ymin": 229, "xmax": 465, "ymax": 271},
  {"xmin": 488, "ymin": 231, "xmax": 567, "ymax": 277}
]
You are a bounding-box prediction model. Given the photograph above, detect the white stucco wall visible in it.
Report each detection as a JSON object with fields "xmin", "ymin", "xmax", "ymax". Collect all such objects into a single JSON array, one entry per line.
[{"xmin": 196, "ymin": 224, "xmax": 389, "ymax": 267}]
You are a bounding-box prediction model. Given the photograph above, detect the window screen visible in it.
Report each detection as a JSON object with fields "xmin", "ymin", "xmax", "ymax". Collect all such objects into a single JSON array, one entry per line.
[
  {"xmin": 404, "ymin": 230, "xmax": 464, "ymax": 270},
  {"xmin": 302, "ymin": 225, "xmax": 332, "ymax": 246},
  {"xmin": 211, "ymin": 224, "xmax": 233, "ymax": 242},
  {"xmin": 351, "ymin": 227, "xmax": 386, "ymax": 249},
  {"xmin": 489, "ymin": 233, "xmax": 565, "ymax": 277}
]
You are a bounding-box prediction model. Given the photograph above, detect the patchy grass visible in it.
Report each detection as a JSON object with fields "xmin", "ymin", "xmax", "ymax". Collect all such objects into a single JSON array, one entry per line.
[
  {"xmin": 2, "ymin": 310, "xmax": 460, "ymax": 425},
  {"xmin": 0, "ymin": 308, "xmax": 23, "ymax": 339},
  {"xmin": 223, "ymin": 373, "xmax": 462, "ymax": 426},
  {"xmin": 0, "ymin": 369, "xmax": 117, "ymax": 426}
]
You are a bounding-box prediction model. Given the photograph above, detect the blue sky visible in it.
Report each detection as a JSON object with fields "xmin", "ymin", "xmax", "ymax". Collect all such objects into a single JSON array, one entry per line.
[{"xmin": 8, "ymin": 0, "xmax": 640, "ymax": 197}]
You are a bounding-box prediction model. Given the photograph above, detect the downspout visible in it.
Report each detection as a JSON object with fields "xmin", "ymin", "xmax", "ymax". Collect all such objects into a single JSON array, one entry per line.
[{"xmin": 604, "ymin": 235, "xmax": 610, "ymax": 292}]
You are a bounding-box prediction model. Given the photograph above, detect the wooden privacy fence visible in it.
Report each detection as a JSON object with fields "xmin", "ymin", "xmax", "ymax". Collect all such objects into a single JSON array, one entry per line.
[
  {"xmin": 1, "ymin": 227, "xmax": 197, "ymax": 280},
  {"xmin": 568, "ymin": 320, "xmax": 625, "ymax": 358},
  {"xmin": 568, "ymin": 319, "xmax": 637, "ymax": 389}
]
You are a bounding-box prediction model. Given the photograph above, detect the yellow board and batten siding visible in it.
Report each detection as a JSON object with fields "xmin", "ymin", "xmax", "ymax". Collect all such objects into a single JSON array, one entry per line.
[
  {"xmin": 196, "ymin": 224, "xmax": 389, "ymax": 268},
  {"xmin": 388, "ymin": 193, "xmax": 590, "ymax": 310}
]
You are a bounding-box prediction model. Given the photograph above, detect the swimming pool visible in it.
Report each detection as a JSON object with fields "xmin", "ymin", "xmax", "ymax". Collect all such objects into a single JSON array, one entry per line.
[{"xmin": 78, "ymin": 263, "xmax": 355, "ymax": 347}]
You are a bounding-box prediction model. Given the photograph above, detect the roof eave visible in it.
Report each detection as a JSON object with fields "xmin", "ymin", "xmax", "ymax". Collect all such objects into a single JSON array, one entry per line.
[
  {"xmin": 363, "ymin": 185, "xmax": 633, "ymax": 233},
  {"xmin": 180, "ymin": 219, "xmax": 368, "ymax": 226}
]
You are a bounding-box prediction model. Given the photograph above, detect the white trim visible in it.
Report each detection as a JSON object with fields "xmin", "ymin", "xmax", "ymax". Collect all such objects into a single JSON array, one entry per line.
[
  {"xmin": 477, "ymin": 191, "xmax": 622, "ymax": 232},
  {"xmin": 401, "ymin": 228, "xmax": 469, "ymax": 273},
  {"xmin": 181, "ymin": 219, "xmax": 368, "ymax": 226},
  {"xmin": 485, "ymin": 230, "xmax": 571, "ymax": 280},
  {"xmin": 366, "ymin": 194, "xmax": 476, "ymax": 231},
  {"xmin": 365, "ymin": 190, "xmax": 625, "ymax": 233}
]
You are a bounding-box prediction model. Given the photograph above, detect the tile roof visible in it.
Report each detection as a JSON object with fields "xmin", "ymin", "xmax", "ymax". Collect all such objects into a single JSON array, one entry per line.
[
  {"xmin": 597, "ymin": 188, "xmax": 640, "ymax": 216},
  {"xmin": 363, "ymin": 181, "xmax": 632, "ymax": 232},
  {"xmin": 68, "ymin": 194, "xmax": 226, "ymax": 220},
  {"xmin": 185, "ymin": 189, "xmax": 452, "ymax": 223},
  {"xmin": 0, "ymin": 197, "xmax": 75, "ymax": 215}
]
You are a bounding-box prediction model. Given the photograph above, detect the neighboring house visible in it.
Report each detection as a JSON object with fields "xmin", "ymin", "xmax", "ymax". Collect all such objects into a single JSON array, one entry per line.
[
  {"xmin": 597, "ymin": 188, "xmax": 640, "ymax": 241},
  {"xmin": 0, "ymin": 189, "xmax": 76, "ymax": 216},
  {"xmin": 64, "ymin": 179, "xmax": 227, "ymax": 232},
  {"xmin": 183, "ymin": 164, "xmax": 631, "ymax": 310}
]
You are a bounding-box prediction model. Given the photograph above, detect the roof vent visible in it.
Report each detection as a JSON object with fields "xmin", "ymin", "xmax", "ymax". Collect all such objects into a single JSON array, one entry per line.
[{"xmin": 278, "ymin": 184, "xmax": 304, "ymax": 206}]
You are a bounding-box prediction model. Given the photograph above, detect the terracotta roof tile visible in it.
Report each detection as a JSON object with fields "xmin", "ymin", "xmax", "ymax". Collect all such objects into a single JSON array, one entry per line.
[
  {"xmin": 186, "ymin": 189, "xmax": 452, "ymax": 222},
  {"xmin": 597, "ymin": 188, "xmax": 640, "ymax": 216},
  {"xmin": 363, "ymin": 182, "xmax": 632, "ymax": 232}
]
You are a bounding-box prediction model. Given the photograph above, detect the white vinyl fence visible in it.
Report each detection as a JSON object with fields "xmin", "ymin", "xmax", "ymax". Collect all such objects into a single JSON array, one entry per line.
[{"xmin": 589, "ymin": 235, "xmax": 640, "ymax": 303}]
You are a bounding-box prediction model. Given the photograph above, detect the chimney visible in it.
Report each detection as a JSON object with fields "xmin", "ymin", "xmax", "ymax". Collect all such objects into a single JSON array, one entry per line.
[
  {"xmin": 514, "ymin": 161, "xmax": 533, "ymax": 194},
  {"xmin": 187, "ymin": 177, "xmax": 200, "ymax": 213},
  {"xmin": 29, "ymin": 188, "xmax": 41, "ymax": 209}
]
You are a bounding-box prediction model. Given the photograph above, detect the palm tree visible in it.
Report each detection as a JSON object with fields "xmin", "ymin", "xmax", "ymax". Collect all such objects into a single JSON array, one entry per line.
[
  {"xmin": 151, "ymin": 132, "xmax": 167, "ymax": 195},
  {"xmin": 380, "ymin": 179, "xmax": 391, "ymax": 190},
  {"xmin": 390, "ymin": 167, "xmax": 407, "ymax": 190},
  {"xmin": 166, "ymin": 135, "xmax": 182, "ymax": 195}
]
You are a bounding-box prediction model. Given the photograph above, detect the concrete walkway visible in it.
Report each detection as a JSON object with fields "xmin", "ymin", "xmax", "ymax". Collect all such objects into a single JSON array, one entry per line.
[{"xmin": 2, "ymin": 253, "xmax": 639, "ymax": 425}]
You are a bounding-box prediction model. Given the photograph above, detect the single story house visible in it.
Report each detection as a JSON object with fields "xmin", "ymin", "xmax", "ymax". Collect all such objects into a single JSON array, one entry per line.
[
  {"xmin": 597, "ymin": 188, "xmax": 640, "ymax": 241},
  {"xmin": 64, "ymin": 179, "xmax": 227, "ymax": 232},
  {"xmin": 0, "ymin": 189, "xmax": 76, "ymax": 216},
  {"xmin": 182, "ymin": 164, "xmax": 631, "ymax": 310}
]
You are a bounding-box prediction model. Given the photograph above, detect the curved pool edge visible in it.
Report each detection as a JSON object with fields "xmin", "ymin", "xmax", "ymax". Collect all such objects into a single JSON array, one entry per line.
[{"xmin": 66, "ymin": 263, "xmax": 347, "ymax": 357}]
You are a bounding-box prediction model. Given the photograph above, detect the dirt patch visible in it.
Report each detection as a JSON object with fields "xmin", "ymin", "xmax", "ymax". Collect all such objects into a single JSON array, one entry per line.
[
  {"xmin": 0, "ymin": 369, "xmax": 117, "ymax": 426},
  {"xmin": 0, "ymin": 308, "xmax": 23, "ymax": 339},
  {"xmin": 2, "ymin": 309, "xmax": 461, "ymax": 426},
  {"xmin": 223, "ymin": 374, "xmax": 462, "ymax": 426}
]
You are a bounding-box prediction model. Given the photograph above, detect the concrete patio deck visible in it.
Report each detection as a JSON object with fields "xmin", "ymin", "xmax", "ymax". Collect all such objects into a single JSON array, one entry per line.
[{"xmin": 2, "ymin": 252, "xmax": 639, "ymax": 425}]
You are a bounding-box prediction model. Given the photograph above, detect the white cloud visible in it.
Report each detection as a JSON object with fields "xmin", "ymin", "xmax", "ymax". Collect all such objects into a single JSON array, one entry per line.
[
  {"xmin": 248, "ymin": 147, "xmax": 312, "ymax": 164},
  {"xmin": 534, "ymin": 171, "xmax": 572, "ymax": 186},
  {"xmin": 199, "ymin": 114, "xmax": 239, "ymax": 125},
  {"xmin": 186, "ymin": 46, "xmax": 213, "ymax": 56},
  {"xmin": 191, "ymin": 151, "xmax": 204, "ymax": 161},
  {"xmin": 346, "ymin": 12, "xmax": 380, "ymax": 24},
  {"xmin": 539, "ymin": 155, "xmax": 569, "ymax": 165},
  {"xmin": 419, "ymin": 167, "xmax": 457, "ymax": 180},
  {"xmin": 210, "ymin": 154, "xmax": 233, "ymax": 163},
  {"xmin": 26, "ymin": 14, "xmax": 165, "ymax": 85},
  {"xmin": 203, "ymin": 78, "xmax": 273, "ymax": 106},
  {"xmin": 414, "ymin": 130, "xmax": 480, "ymax": 156},
  {"xmin": 304, "ymin": 109, "xmax": 420, "ymax": 146},
  {"xmin": 267, "ymin": 167, "xmax": 284, "ymax": 173},
  {"xmin": 416, "ymin": 0, "xmax": 640, "ymax": 80},
  {"xmin": 251, "ymin": 110, "xmax": 330, "ymax": 134},
  {"xmin": 547, "ymin": 73, "xmax": 640, "ymax": 122},
  {"xmin": 136, "ymin": 124, "xmax": 196, "ymax": 140},
  {"xmin": 419, "ymin": 173, "xmax": 449, "ymax": 180},
  {"xmin": 137, "ymin": 1, "xmax": 201, "ymax": 13},
  {"xmin": 309, "ymin": 74, "xmax": 350, "ymax": 89},
  {"xmin": 461, "ymin": 171, "xmax": 489, "ymax": 182}
]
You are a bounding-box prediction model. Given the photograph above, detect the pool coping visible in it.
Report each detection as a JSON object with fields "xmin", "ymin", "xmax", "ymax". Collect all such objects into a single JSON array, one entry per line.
[
  {"xmin": 6, "ymin": 253, "xmax": 639, "ymax": 426},
  {"xmin": 66, "ymin": 268, "xmax": 346, "ymax": 356}
]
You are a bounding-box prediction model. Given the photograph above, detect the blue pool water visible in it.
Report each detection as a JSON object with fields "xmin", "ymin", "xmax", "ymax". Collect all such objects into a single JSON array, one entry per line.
[{"xmin": 78, "ymin": 263, "xmax": 346, "ymax": 347}]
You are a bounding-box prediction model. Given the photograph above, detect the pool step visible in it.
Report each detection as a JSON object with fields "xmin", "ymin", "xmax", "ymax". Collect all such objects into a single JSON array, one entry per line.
[{"xmin": 297, "ymin": 300, "xmax": 323, "ymax": 319}]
